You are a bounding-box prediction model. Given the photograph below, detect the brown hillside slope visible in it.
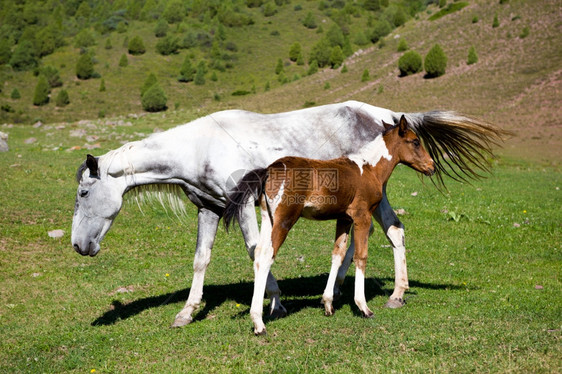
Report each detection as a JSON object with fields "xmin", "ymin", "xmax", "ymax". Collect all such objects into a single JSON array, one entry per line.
[{"xmin": 241, "ymin": 0, "xmax": 561, "ymax": 164}]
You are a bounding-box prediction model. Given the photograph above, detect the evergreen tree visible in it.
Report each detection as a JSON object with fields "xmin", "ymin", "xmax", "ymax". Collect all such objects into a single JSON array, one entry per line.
[
  {"xmin": 156, "ymin": 36, "xmax": 179, "ymax": 55},
  {"xmin": 424, "ymin": 44, "xmax": 447, "ymax": 78},
  {"xmin": 119, "ymin": 53, "xmax": 128, "ymax": 67},
  {"xmin": 105, "ymin": 38, "xmax": 112, "ymax": 50},
  {"xmin": 361, "ymin": 69, "xmax": 370, "ymax": 82},
  {"xmin": 329, "ymin": 46, "xmax": 344, "ymax": 68},
  {"xmin": 9, "ymin": 41, "xmax": 39, "ymax": 71},
  {"xmin": 163, "ymin": 0, "xmax": 185, "ymax": 23},
  {"xmin": 99, "ymin": 79, "xmax": 106, "ymax": 92},
  {"xmin": 141, "ymin": 83, "xmax": 167, "ymax": 112},
  {"xmin": 398, "ymin": 50, "xmax": 422, "ymax": 76},
  {"xmin": 194, "ymin": 61, "xmax": 206, "ymax": 85},
  {"xmin": 74, "ymin": 29, "xmax": 96, "ymax": 48},
  {"xmin": 55, "ymin": 89, "xmax": 70, "ymax": 107},
  {"xmin": 492, "ymin": 14, "xmax": 499, "ymax": 28},
  {"xmin": 154, "ymin": 19, "xmax": 169, "ymax": 37},
  {"xmin": 0, "ymin": 39, "xmax": 12, "ymax": 65},
  {"xmin": 467, "ymin": 46, "xmax": 478, "ymax": 65},
  {"xmin": 289, "ymin": 42, "xmax": 302, "ymax": 62},
  {"xmin": 141, "ymin": 73, "xmax": 158, "ymax": 96},
  {"xmin": 275, "ymin": 58, "xmax": 284, "ymax": 74},
  {"xmin": 303, "ymin": 12, "xmax": 317, "ymax": 29},
  {"xmin": 370, "ymin": 19, "xmax": 392, "ymax": 43},
  {"xmin": 76, "ymin": 53, "xmax": 94, "ymax": 80},
  {"xmin": 40, "ymin": 66, "xmax": 63, "ymax": 88},
  {"xmin": 11, "ymin": 88, "xmax": 21, "ymax": 100},
  {"xmin": 33, "ymin": 75, "xmax": 50, "ymax": 106},
  {"xmin": 397, "ymin": 38, "xmax": 408, "ymax": 52},
  {"xmin": 307, "ymin": 60, "xmax": 319, "ymax": 75},
  {"xmin": 309, "ymin": 38, "xmax": 331, "ymax": 68},
  {"xmin": 128, "ymin": 36, "xmax": 146, "ymax": 55},
  {"xmin": 178, "ymin": 56, "xmax": 195, "ymax": 82}
]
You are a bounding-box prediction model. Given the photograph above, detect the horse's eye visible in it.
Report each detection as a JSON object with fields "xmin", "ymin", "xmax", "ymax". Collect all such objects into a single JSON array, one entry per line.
[
  {"xmin": 413, "ymin": 139, "xmax": 420, "ymax": 147},
  {"xmin": 79, "ymin": 189, "xmax": 89, "ymax": 198}
]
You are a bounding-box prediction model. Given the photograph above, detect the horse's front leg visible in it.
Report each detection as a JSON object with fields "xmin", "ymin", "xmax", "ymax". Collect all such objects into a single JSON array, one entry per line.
[
  {"xmin": 238, "ymin": 201, "xmax": 286, "ymax": 319},
  {"xmin": 172, "ymin": 208, "xmax": 220, "ymax": 327},
  {"xmin": 322, "ymin": 219, "xmax": 352, "ymax": 316},
  {"xmin": 352, "ymin": 214, "xmax": 374, "ymax": 318},
  {"xmin": 373, "ymin": 184, "xmax": 408, "ymax": 309}
]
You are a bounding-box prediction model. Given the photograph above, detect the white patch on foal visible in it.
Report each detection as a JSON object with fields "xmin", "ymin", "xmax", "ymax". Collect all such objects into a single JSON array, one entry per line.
[{"xmin": 348, "ymin": 135, "xmax": 392, "ymax": 174}]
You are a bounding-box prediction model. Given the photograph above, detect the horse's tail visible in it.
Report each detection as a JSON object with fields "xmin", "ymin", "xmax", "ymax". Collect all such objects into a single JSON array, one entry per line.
[
  {"xmin": 402, "ymin": 111, "xmax": 513, "ymax": 186},
  {"xmin": 223, "ymin": 168, "xmax": 269, "ymax": 232}
]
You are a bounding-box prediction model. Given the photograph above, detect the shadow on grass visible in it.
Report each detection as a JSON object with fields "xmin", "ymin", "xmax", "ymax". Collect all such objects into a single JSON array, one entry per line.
[{"xmin": 91, "ymin": 276, "xmax": 462, "ymax": 326}]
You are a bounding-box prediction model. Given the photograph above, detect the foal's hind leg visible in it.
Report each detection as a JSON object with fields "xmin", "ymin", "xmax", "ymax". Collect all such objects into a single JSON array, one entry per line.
[
  {"xmin": 172, "ymin": 208, "xmax": 220, "ymax": 327},
  {"xmin": 374, "ymin": 185, "xmax": 408, "ymax": 309},
  {"xmin": 239, "ymin": 201, "xmax": 287, "ymax": 319},
  {"xmin": 322, "ymin": 219, "xmax": 352, "ymax": 316}
]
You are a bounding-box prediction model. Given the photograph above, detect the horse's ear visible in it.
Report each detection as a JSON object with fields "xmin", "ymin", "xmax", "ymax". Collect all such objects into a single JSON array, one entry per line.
[
  {"xmin": 86, "ymin": 154, "xmax": 99, "ymax": 178},
  {"xmin": 398, "ymin": 115, "xmax": 408, "ymax": 137},
  {"xmin": 382, "ymin": 120, "xmax": 393, "ymax": 132}
]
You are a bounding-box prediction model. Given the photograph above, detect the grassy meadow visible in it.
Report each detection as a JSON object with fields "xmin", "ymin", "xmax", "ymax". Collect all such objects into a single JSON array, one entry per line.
[
  {"xmin": 0, "ymin": 111, "xmax": 560, "ymax": 373},
  {"xmin": 1, "ymin": 0, "xmax": 561, "ymax": 372}
]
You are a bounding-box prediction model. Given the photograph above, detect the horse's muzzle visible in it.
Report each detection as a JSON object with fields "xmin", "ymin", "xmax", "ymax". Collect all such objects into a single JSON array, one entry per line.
[{"xmin": 73, "ymin": 242, "xmax": 99, "ymax": 257}]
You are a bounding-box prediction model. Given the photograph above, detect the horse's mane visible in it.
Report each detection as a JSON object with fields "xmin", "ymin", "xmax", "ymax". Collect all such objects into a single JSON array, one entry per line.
[{"xmin": 401, "ymin": 111, "xmax": 512, "ymax": 187}]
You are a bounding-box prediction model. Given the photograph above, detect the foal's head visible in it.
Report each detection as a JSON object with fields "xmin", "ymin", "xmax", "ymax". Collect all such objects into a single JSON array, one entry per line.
[{"xmin": 385, "ymin": 115, "xmax": 435, "ymax": 177}]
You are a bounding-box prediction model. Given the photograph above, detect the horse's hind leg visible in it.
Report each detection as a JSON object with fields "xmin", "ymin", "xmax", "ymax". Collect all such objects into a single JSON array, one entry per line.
[
  {"xmin": 172, "ymin": 208, "xmax": 220, "ymax": 327},
  {"xmin": 322, "ymin": 219, "xmax": 352, "ymax": 316},
  {"xmin": 373, "ymin": 184, "xmax": 408, "ymax": 309},
  {"xmin": 238, "ymin": 201, "xmax": 287, "ymax": 319}
]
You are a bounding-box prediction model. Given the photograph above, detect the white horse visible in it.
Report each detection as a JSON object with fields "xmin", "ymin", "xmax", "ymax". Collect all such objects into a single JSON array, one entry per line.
[{"xmin": 71, "ymin": 100, "xmax": 505, "ymax": 327}]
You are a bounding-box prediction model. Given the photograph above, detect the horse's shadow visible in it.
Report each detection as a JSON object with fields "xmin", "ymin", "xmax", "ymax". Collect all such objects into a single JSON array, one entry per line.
[{"xmin": 91, "ymin": 276, "xmax": 461, "ymax": 326}]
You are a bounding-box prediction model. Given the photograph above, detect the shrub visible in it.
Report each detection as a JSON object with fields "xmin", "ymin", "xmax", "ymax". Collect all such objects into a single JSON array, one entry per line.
[
  {"xmin": 33, "ymin": 75, "xmax": 50, "ymax": 106},
  {"xmin": 370, "ymin": 19, "xmax": 392, "ymax": 43},
  {"xmin": 289, "ymin": 42, "xmax": 302, "ymax": 62},
  {"xmin": 40, "ymin": 66, "xmax": 63, "ymax": 88},
  {"xmin": 55, "ymin": 89, "xmax": 70, "ymax": 107},
  {"xmin": 398, "ymin": 50, "xmax": 422, "ymax": 76},
  {"xmin": 178, "ymin": 56, "xmax": 195, "ymax": 82},
  {"xmin": 263, "ymin": 3, "xmax": 277, "ymax": 17},
  {"xmin": 424, "ymin": 44, "xmax": 447, "ymax": 78},
  {"xmin": 99, "ymin": 79, "xmax": 106, "ymax": 92},
  {"xmin": 11, "ymin": 88, "xmax": 21, "ymax": 99},
  {"xmin": 119, "ymin": 53, "xmax": 128, "ymax": 67},
  {"xmin": 492, "ymin": 14, "xmax": 499, "ymax": 28},
  {"xmin": 303, "ymin": 12, "xmax": 317, "ymax": 29},
  {"xmin": 467, "ymin": 46, "xmax": 478, "ymax": 65},
  {"xmin": 354, "ymin": 31, "xmax": 369, "ymax": 46},
  {"xmin": 154, "ymin": 19, "xmax": 169, "ymax": 37},
  {"xmin": 472, "ymin": 16, "xmax": 479, "ymax": 23},
  {"xmin": 397, "ymin": 38, "xmax": 408, "ymax": 52},
  {"xmin": 520, "ymin": 26, "xmax": 529, "ymax": 38},
  {"xmin": 74, "ymin": 29, "xmax": 96, "ymax": 49},
  {"xmin": 194, "ymin": 61, "xmax": 206, "ymax": 85},
  {"xmin": 128, "ymin": 36, "xmax": 146, "ymax": 55},
  {"xmin": 275, "ymin": 58, "xmax": 284, "ymax": 74},
  {"xmin": 329, "ymin": 46, "xmax": 344, "ymax": 68},
  {"xmin": 105, "ymin": 38, "xmax": 112, "ymax": 50},
  {"xmin": 341, "ymin": 64, "xmax": 348, "ymax": 73},
  {"xmin": 307, "ymin": 60, "xmax": 319, "ymax": 75},
  {"xmin": 309, "ymin": 38, "xmax": 331, "ymax": 68},
  {"xmin": 141, "ymin": 73, "xmax": 158, "ymax": 96},
  {"xmin": 163, "ymin": 0, "xmax": 185, "ymax": 23},
  {"xmin": 156, "ymin": 36, "xmax": 179, "ymax": 55},
  {"xmin": 361, "ymin": 69, "xmax": 370, "ymax": 82},
  {"xmin": 76, "ymin": 53, "xmax": 94, "ymax": 80},
  {"xmin": 141, "ymin": 84, "xmax": 167, "ymax": 112},
  {"xmin": 9, "ymin": 41, "xmax": 39, "ymax": 71},
  {"xmin": 0, "ymin": 39, "xmax": 12, "ymax": 65}
]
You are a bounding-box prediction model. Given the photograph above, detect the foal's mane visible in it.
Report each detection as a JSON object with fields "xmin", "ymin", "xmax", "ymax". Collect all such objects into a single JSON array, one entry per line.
[{"xmin": 401, "ymin": 111, "xmax": 511, "ymax": 187}]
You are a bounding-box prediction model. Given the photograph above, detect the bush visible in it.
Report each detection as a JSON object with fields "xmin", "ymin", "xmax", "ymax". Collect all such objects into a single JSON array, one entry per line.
[
  {"xmin": 520, "ymin": 26, "xmax": 529, "ymax": 38},
  {"xmin": 40, "ymin": 66, "xmax": 63, "ymax": 88},
  {"xmin": 307, "ymin": 60, "xmax": 319, "ymax": 75},
  {"xmin": 361, "ymin": 69, "xmax": 370, "ymax": 82},
  {"xmin": 398, "ymin": 50, "xmax": 422, "ymax": 76},
  {"xmin": 105, "ymin": 38, "xmax": 112, "ymax": 50},
  {"xmin": 76, "ymin": 53, "xmax": 94, "ymax": 80},
  {"xmin": 263, "ymin": 3, "xmax": 277, "ymax": 17},
  {"xmin": 329, "ymin": 46, "xmax": 344, "ymax": 68},
  {"xmin": 0, "ymin": 39, "xmax": 12, "ymax": 65},
  {"xmin": 303, "ymin": 12, "xmax": 317, "ymax": 29},
  {"xmin": 55, "ymin": 89, "xmax": 70, "ymax": 107},
  {"xmin": 397, "ymin": 38, "xmax": 408, "ymax": 52},
  {"xmin": 370, "ymin": 19, "xmax": 392, "ymax": 43},
  {"xmin": 119, "ymin": 54, "xmax": 128, "ymax": 67},
  {"xmin": 467, "ymin": 46, "xmax": 478, "ymax": 65},
  {"xmin": 141, "ymin": 84, "xmax": 167, "ymax": 112},
  {"xmin": 163, "ymin": 0, "xmax": 185, "ymax": 23},
  {"xmin": 424, "ymin": 44, "xmax": 447, "ymax": 78},
  {"xmin": 141, "ymin": 73, "xmax": 158, "ymax": 96},
  {"xmin": 33, "ymin": 75, "xmax": 50, "ymax": 106},
  {"xmin": 309, "ymin": 38, "xmax": 331, "ymax": 68},
  {"xmin": 74, "ymin": 29, "xmax": 96, "ymax": 49},
  {"xmin": 11, "ymin": 88, "xmax": 21, "ymax": 99},
  {"xmin": 194, "ymin": 61, "xmax": 206, "ymax": 85},
  {"xmin": 156, "ymin": 36, "xmax": 179, "ymax": 55},
  {"xmin": 99, "ymin": 79, "xmax": 106, "ymax": 92},
  {"xmin": 275, "ymin": 58, "xmax": 284, "ymax": 74},
  {"xmin": 178, "ymin": 56, "xmax": 195, "ymax": 82},
  {"xmin": 492, "ymin": 14, "xmax": 499, "ymax": 28},
  {"xmin": 289, "ymin": 42, "xmax": 302, "ymax": 62},
  {"xmin": 9, "ymin": 41, "xmax": 39, "ymax": 71},
  {"xmin": 128, "ymin": 36, "xmax": 146, "ymax": 55},
  {"xmin": 154, "ymin": 19, "xmax": 169, "ymax": 37}
]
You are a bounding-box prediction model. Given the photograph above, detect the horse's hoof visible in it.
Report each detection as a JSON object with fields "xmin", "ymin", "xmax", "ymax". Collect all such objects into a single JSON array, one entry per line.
[
  {"xmin": 324, "ymin": 306, "xmax": 335, "ymax": 317},
  {"xmin": 384, "ymin": 298, "xmax": 406, "ymax": 309},
  {"xmin": 254, "ymin": 328, "xmax": 267, "ymax": 336},
  {"xmin": 362, "ymin": 310, "xmax": 374, "ymax": 319},
  {"xmin": 269, "ymin": 306, "xmax": 287, "ymax": 320},
  {"xmin": 170, "ymin": 316, "xmax": 192, "ymax": 328}
]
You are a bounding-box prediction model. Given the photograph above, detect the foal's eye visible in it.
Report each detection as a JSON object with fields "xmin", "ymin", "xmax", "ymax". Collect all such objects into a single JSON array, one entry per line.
[{"xmin": 79, "ymin": 189, "xmax": 89, "ymax": 198}]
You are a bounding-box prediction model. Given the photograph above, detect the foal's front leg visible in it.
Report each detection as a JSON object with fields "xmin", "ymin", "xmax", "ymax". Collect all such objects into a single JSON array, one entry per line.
[
  {"xmin": 322, "ymin": 219, "xmax": 352, "ymax": 316},
  {"xmin": 352, "ymin": 215, "xmax": 374, "ymax": 318}
]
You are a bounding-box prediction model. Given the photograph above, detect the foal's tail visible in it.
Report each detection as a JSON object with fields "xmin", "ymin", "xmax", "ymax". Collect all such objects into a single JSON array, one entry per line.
[
  {"xmin": 223, "ymin": 168, "xmax": 269, "ymax": 232},
  {"xmin": 403, "ymin": 111, "xmax": 513, "ymax": 187}
]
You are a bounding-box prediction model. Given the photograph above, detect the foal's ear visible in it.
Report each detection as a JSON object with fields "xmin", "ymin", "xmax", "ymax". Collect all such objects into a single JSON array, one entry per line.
[
  {"xmin": 86, "ymin": 154, "xmax": 99, "ymax": 178},
  {"xmin": 398, "ymin": 115, "xmax": 408, "ymax": 137},
  {"xmin": 382, "ymin": 120, "xmax": 393, "ymax": 132}
]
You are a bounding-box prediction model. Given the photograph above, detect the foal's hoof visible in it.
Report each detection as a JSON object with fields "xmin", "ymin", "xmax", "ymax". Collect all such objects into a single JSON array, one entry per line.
[
  {"xmin": 170, "ymin": 316, "xmax": 192, "ymax": 328},
  {"xmin": 384, "ymin": 298, "xmax": 406, "ymax": 309},
  {"xmin": 269, "ymin": 306, "xmax": 287, "ymax": 320}
]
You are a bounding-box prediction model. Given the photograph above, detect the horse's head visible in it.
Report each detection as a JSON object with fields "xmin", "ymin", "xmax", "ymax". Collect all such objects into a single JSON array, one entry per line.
[
  {"xmin": 71, "ymin": 154, "xmax": 124, "ymax": 256},
  {"xmin": 386, "ymin": 115, "xmax": 435, "ymax": 177}
]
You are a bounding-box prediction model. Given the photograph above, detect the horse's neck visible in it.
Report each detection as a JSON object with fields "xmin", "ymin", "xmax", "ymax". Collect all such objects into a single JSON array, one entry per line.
[
  {"xmin": 103, "ymin": 138, "xmax": 181, "ymax": 188},
  {"xmin": 347, "ymin": 135, "xmax": 394, "ymax": 173}
]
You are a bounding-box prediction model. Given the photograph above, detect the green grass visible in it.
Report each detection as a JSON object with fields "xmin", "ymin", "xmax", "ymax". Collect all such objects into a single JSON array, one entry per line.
[
  {"xmin": 428, "ymin": 2, "xmax": 469, "ymax": 21},
  {"xmin": 0, "ymin": 116, "xmax": 560, "ymax": 373}
]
